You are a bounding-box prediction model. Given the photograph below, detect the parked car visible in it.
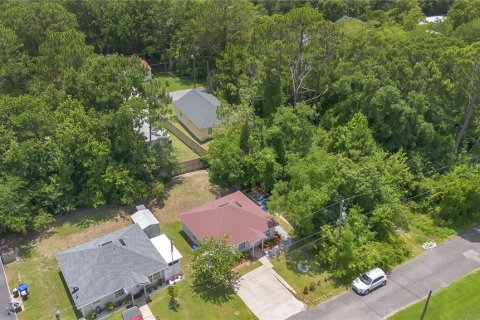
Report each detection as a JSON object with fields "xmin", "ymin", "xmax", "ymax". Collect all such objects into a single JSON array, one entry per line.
[
  {"xmin": 122, "ymin": 306, "xmax": 143, "ymax": 320},
  {"xmin": 352, "ymin": 268, "xmax": 387, "ymax": 295}
]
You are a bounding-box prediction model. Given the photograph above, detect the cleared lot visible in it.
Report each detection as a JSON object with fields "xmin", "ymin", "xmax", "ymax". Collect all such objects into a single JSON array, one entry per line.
[
  {"xmin": 236, "ymin": 265, "xmax": 304, "ymax": 320},
  {"xmin": 289, "ymin": 227, "xmax": 480, "ymax": 320}
]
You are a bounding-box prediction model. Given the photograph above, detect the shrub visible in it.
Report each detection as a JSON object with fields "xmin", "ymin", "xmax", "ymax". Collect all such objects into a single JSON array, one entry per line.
[
  {"xmin": 309, "ymin": 282, "xmax": 316, "ymax": 292},
  {"xmin": 152, "ymin": 180, "xmax": 166, "ymax": 199},
  {"xmin": 87, "ymin": 310, "xmax": 96, "ymax": 320},
  {"xmin": 105, "ymin": 302, "xmax": 115, "ymax": 311},
  {"xmin": 303, "ymin": 286, "xmax": 309, "ymax": 295}
]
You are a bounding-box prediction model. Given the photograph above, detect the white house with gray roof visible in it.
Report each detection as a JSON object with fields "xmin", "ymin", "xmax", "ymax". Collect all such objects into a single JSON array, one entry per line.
[
  {"xmin": 56, "ymin": 210, "xmax": 182, "ymax": 318},
  {"xmin": 170, "ymin": 89, "xmax": 222, "ymax": 142}
]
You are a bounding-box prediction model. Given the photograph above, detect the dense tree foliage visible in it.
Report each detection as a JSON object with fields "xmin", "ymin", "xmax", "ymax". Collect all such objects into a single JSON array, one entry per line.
[
  {"xmin": 203, "ymin": 0, "xmax": 480, "ymax": 281},
  {"xmin": 191, "ymin": 236, "xmax": 240, "ymax": 289},
  {"xmin": 2, "ymin": 0, "xmax": 480, "ymax": 282},
  {"xmin": 0, "ymin": 1, "xmax": 177, "ymax": 233}
]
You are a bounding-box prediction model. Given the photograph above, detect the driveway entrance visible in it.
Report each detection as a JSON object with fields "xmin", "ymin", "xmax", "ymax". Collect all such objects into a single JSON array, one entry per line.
[{"xmin": 236, "ymin": 264, "xmax": 304, "ymax": 320}]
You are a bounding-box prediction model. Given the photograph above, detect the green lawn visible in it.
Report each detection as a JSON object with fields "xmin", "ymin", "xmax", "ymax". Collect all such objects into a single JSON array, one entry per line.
[
  {"xmin": 148, "ymin": 279, "xmax": 255, "ymax": 320},
  {"xmin": 236, "ymin": 260, "xmax": 262, "ymax": 277},
  {"xmin": 161, "ymin": 221, "xmax": 195, "ymax": 276},
  {"xmin": 6, "ymin": 251, "xmax": 80, "ymax": 320},
  {"xmin": 5, "ymin": 207, "xmax": 133, "ymax": 320},
  {"xmin": 389, "ymin": 269, "xmax": 480, "ymax": 320},
  {"xmin": 170, "ymin": 132, "xmax": 199, "ymax": 162},
  {"xmin": 271, "ymin": 252, "xmax": 347, "ymax": 308},
  {"xmin": 147, "ymin": 220, "xmax": 255, "ymax": 320},
  {"xmin": 150, "ymin": 74, "xmax": 199, "ymax": 92}
]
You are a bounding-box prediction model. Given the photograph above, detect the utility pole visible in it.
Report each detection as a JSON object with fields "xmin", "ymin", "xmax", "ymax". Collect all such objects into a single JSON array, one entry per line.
[
  {"xmin": 191, "ymin": 54, "xmax": 196, "ymax": 88},
  {"xmin": 206, "ymin": 60, "xmax": 212, "ymax": 91},
  {"xmin": 334, "ymin": 199, "xmax": 347, "ymax": 270},
  {"xmin": 420, "ymin": 290, "xmax": 432, "ymax": 320}
]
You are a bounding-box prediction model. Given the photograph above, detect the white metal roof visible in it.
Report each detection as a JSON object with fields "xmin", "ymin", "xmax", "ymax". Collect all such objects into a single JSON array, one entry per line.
[
  {"xmin": 150, "ymin": 234, "xmax": 183, "ymax": 264},
  {"xmin": 131, "ymin": 207, "xmax": 159, "ymax": 230}
]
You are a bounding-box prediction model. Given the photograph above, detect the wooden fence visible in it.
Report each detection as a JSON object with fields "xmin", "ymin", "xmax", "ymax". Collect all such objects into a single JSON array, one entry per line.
[
  {"xmin": 161, "ymin": 119, "xmax": 206, "ymax": 156},
  {"xmin": 175, "ymin": 158, "xmax": 206, "ymax": 175}
]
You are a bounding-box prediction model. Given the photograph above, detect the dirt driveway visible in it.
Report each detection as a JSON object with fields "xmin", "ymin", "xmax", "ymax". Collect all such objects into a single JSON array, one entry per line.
[{"xmin": 236, "ymin": 264, "xmax": 304, "ymax": 320}]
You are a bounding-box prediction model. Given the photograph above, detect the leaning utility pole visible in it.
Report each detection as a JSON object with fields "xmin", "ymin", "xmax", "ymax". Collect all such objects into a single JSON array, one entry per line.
[{"xmin": 420, "ymin": 290, "xmax": 432, "ymax": 320}]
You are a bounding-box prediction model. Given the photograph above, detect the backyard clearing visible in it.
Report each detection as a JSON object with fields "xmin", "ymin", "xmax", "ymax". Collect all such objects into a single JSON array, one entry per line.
[
  {"xmin": 4, "ymin": 206, "xmax": 134, "ymax": 320},
  {"xmin": 236, "ymin": 264, "xmax": 304, "ymax": 320},
  {"xmin": 4, "ymin": 170, "xmax": 247, "ymax": 320},
  {"xmin": 152, "ymin": 169, "xmax": 230, "ymax": 223}
]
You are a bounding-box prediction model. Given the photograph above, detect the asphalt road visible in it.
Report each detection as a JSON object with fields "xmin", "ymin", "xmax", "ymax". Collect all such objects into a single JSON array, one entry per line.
[
  {"xmin": 0, "ymin": 261, "xmax": 16, "ymax": 320},
  {"xmin": 289, "ymin": 227, "xmax": 480, "ymax": 320}
]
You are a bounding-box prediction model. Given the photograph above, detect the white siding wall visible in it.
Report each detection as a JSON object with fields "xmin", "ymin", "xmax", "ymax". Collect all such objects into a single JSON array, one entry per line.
[
  {"xmin": 163, "ymin": 261, "xmax": 182, "ymax": 280},
  {"xmin": 182, "ymin": 224, "xmax": 200, "ymax": 245}
]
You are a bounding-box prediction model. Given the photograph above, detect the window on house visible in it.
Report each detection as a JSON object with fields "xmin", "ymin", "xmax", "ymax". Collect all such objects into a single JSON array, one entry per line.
[
  {"xmin": 114, "ymin": 289, "xmax": 125, "ymax": 299},
  {"xmin": 238, "ymin": 242, "xmax": 246, "ymax": 251},
  {"xmin": 92, "ymin": 299, "xmax": 101, "ymax": 305},
  {"xmin": 148, "ymin": 271, "xmax": 162, "ymax": 282}
]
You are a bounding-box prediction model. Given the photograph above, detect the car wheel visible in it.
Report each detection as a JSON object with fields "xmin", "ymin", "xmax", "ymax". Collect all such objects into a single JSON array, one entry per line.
[
  {"xmin": 364, "ymin": 289, "xmax": 369, "ymax": 295},
  {"xmin": 382, "ymin": 280, "xmax": 386, "ymax": 286}
]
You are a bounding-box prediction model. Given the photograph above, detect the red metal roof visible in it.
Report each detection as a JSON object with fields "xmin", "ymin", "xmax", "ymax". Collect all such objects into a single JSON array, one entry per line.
[{"xmin": 179, "ymin": 191, "xmax": 276, "ymax": 246}]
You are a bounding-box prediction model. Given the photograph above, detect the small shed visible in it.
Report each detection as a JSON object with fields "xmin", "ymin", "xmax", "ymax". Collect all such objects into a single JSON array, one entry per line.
[{"xmin": 131, "ymin": 205, "xmax": 160, "ymax": 239}]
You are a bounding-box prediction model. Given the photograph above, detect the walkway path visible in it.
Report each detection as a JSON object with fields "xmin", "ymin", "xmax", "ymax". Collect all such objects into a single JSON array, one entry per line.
[{"xmin": 289, "ymin": 227, "xmax": 480, "ymax": 320}]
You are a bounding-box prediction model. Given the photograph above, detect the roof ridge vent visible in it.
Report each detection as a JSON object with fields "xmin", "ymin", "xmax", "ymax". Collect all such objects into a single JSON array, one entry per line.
[
  {"xmin": 119, "ymin": 239, "xmax": 126, "ymax": 246},
  {"xmin": 100, "ymin": 241, "xmax": 112, "ymax": 247}
]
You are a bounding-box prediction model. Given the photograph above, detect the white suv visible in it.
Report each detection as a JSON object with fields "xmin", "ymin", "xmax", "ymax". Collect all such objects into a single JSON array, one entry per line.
[{"xmin": 352, "ymin": 268, "xmax": 387, "ymax": 295}]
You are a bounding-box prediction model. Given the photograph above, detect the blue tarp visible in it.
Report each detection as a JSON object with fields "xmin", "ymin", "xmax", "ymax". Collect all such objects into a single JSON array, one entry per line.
[{"xmin": 18, "ymin": 283, "xmax": 28, "ymax": 292}]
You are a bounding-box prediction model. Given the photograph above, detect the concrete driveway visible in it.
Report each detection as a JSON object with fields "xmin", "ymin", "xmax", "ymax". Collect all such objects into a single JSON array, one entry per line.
[
  {"xmin": 289, "ymin": 227, "xmax": 480, "ymax": 320},
  {"xmin": 236, "ymin": 264, "xmax": 304, "ymax": 320}
]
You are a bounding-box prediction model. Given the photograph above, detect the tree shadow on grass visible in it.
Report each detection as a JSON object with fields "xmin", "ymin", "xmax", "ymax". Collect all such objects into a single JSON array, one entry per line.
[
  {"xmin": 63, "ymin": 205, "xmax": 135, "ymax": 229},
  {"xmin": 190, "ymin": 281, "xmax": 235, "ymax": 305}
]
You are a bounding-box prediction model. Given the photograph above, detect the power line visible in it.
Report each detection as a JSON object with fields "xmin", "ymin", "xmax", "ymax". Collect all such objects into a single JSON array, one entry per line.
[{"xmin": 32, "ymin": 156, "xmax": 479, "ymax": 319}]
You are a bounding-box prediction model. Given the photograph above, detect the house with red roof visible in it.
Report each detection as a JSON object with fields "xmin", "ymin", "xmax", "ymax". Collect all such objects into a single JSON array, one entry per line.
[{"xmin": 179, "ymin": 191, "xmax": 277, "ymax": 255}]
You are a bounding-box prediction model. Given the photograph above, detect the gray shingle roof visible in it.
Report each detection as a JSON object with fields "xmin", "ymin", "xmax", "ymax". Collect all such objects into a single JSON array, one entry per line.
[
  {"xmin": 56, "ymin": 224, "xmax": 167, "ymax": 308},
  {"xmin": 172, "ymin": 89, "xmax": 222, "ymax": 129}
]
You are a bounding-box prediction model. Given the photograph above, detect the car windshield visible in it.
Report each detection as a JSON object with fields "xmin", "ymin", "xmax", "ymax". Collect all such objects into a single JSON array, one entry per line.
[{"xmin": 359, "ymin": 274, "xmax": 372, "ymax": 285}]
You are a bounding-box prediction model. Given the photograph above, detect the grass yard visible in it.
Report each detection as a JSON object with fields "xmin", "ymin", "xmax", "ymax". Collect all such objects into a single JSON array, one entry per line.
[
  {"xmin": 170, "ymin": 119, "xmax": 212, "ymax": 148},
  {"xmin": 389, "ymin": 269, "xmax": 480, "ymax": 320},
  {"xmin": 151, "ymin": 74, "xmax": 198, "ymax": 92},
  {"xmin": 5, "ymin": 206, "xmax": 134, "ymax": 320},
  {"xmin": 1, "ymin": 170, "xmax": 249, "ymax": 320},
  {"xmin": 148, "ymin": 279, "xmax": 255, "ymax": 320},
  {"xmin": 236, "ymin": 260, "xmax": 263, "ymax": 277},
  {"xmin": 271, "ymin": 251, "xmax": 347, "ymax": 307},
  {"xmin": 152, "ymin": 170, "xmax": 229, "ymax": 224},
  {"xmin": 170, "ymin": 132, "xmax": 199, "ymax": 162}
]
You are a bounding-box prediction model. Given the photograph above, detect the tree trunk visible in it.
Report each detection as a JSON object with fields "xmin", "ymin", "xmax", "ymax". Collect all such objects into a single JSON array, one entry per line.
[{"xmin": 454, "ymin": 81, "xmax": 480, "ymax": 154}]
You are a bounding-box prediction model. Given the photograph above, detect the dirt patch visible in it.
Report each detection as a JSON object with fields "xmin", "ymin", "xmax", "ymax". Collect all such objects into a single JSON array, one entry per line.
[{"xmin": 152, "ymin": 170, "xmax": 231, "ymax": 223}]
